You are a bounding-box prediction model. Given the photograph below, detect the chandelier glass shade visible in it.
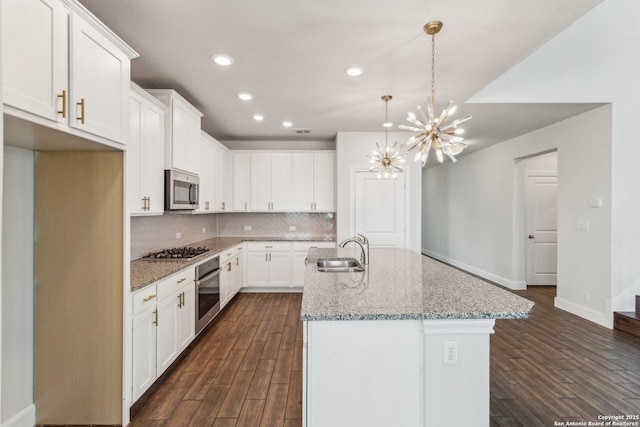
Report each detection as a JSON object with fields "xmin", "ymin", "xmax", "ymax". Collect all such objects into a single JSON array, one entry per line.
[
  {"xmin": 367, "ymin": 95, "xmax": 406, "ymax": 180},
  {"xmin": 400, "ymin": 21, "xmax": 471, "ymax": 166}
]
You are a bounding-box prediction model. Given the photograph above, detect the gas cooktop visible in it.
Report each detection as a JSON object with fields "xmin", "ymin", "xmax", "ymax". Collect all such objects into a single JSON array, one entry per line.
[{"xmin": 142, "ymin": 246, "xmax": 209, "ymax": 260}]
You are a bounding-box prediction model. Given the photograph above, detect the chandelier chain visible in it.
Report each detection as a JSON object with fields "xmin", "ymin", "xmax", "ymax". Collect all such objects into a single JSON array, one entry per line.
[{"xmin": 431, "ymin": 33, "xmax": 436, "ymax": 103}]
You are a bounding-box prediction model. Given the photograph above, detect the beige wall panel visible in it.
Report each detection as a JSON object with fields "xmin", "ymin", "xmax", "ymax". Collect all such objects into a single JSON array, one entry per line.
[{"xmin": 34, "ymin": 151, "xmax": 123, "ymax": 424}]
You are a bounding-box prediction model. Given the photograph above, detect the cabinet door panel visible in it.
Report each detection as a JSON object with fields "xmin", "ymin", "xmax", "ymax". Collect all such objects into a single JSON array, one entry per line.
[
  {"xmin": 2, "ymin": 0, "xmax": 69, "ymax": 122},
  {"xmin": 198, "ymin": 138, "xmax": 215, "ymax": 212},
  {"xmin": 171, "ymin": 101, "xmax": 199, "ymax": 173},
  {"xmin": 234, "ymin": 256, "xmax": 243, "ymax": 293},
  {"xmin": 233, "ymin": 153, "xmax": 251, "ymax": 211},
  {"xmin": 292, "ymin": 252, "xmax": 308, "ymax": 286},
  {"xmin": 247, "ymin": 252, "xmax": 270, "ymax": 286},
  {"xmin": 132, "ymin": 306, "xmax": 157, "ymax": 401},
  {"xmin": 156, "ymin": 295, "xmax": 179, "ymax": 374},
  {"xmin": 269, "ymin": 251, "xmax": 291, "ymax": 286},
  {"xmin": 141, "ymin": 101, "xmax": 166, "ymax": 214},
  {"xmin": 250, "ymin": 154, "xmax": 271, "ymax": 211},
  {"xmin": 70, "ymin": 14, "xmax": 130, "ymax": 143},
  {"xmin": 293, "ymin": 153, "xmax": 315, "ymax": 211},
  {"xmin": 270, "ymin": 153, "xmax": 292, "ymax": 211},
  {"xmin": 314, "ymin": 153, "xmax": 335, "ymax": 211},
  {"xmin": 177, "ymin": 283, "xmax": 195, "ymax": 352},
  {"xmin": 128, "ymin": 95, "xmax": 143, "ymax": 214}
]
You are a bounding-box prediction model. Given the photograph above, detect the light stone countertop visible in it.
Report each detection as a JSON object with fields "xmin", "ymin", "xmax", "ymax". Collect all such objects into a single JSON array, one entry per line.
[
  {"xmin": 131, "ymin": 235, "xmax": 335, "ymax": 291},
  {"xmin": 300, "ymin": 247, "xmax": 535, "ymax": 321}
]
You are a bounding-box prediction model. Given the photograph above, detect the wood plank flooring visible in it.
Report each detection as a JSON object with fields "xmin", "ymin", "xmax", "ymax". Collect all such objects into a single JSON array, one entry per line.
[{"xmin": 130, "ymin": 288, "xmax": 640, "ymax": 426}]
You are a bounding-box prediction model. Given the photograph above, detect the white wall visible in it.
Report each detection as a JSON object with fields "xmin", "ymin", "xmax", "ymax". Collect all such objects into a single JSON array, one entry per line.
[
  {"xmin": 1, "ymin": 146, "xmax": 35, "ymax": 426},
  {"xmin": 336, "ymin": 132, "xmax": 421, "ymax": 252},
  {"xmin": 468, "ymin": 0, "xmax": 640, "ymax": 316},
  {"xmin": 422, "ymin": 106, "xmax": 612, "ymax": 326}
]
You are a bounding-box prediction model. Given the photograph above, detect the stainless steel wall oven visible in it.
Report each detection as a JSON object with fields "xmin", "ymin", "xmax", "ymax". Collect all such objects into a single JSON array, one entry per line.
[{"xmin": 195, "ymin": 256, "xmax": 220, "ymax": 334}]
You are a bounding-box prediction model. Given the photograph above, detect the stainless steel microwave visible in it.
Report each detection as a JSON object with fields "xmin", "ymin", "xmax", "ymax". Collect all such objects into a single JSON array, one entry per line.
[{"xmin": 165, "ymin": 170, "xmax": 199, "ymax": 210}]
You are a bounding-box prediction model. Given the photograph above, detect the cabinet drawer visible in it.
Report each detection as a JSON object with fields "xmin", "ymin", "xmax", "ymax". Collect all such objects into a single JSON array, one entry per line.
[
  {"xmin": 157, "ymin": 267, "xmax": 195, "ymax": 301},
  {"xmin": 292, "ymin": 241, "xmax": 335, "ymax": 252},
  {"xmin": 219, "ymin": 246, "xmax": 238, "ymax": 264},
  {"xmin": 247, "ymin": 241, "xmax": 291, "ymax": 252},
  {"xmin": 133, "ymin": 285, "xmax": 158, "ymax": 315}
]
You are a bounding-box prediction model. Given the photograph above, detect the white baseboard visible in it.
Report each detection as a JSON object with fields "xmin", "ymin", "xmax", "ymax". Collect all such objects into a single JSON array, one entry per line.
[
  {"xmin": 421, "ymin": 249, "xmax": 526, "ymax": 290},
  {"xmin": 554, "ymin": 297, "xmax": 611, "ymax": 328},
  {"xmin": 2, "ymin": 404, "xmax": 35, "ymax": 427},
  {"xmin": 240, "ymin": 286, "xmax": 303, "ymax": 293}
]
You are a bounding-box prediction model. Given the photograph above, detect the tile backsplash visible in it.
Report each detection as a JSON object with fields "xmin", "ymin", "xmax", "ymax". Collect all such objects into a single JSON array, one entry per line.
[
  {"xmin": 131, "ymin": 212, "xmax": 336, "ymax": 259},
  {"xmin": 130, "ymin": 213, "xmax": 218, "ymax": 259},
  {"xmin": 217, "ymin": 212, "xmax": 335, "ymax": 239}
]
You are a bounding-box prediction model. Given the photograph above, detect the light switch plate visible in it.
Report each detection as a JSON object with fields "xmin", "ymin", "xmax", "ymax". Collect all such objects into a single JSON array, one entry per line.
[
  {"xmin": 176, "ymin": 232, "xmax": 182, "ymax": 239},
  {"xmin": 244, "ymin": 225, "xmax": 252, "ymax": 231},
  {"xmin": 289, "ymin": 226, "xmax": 297, "ymax": 231},
  {"xmin": 589, "ymin": 197, "xmax": 602, "ymax": 208}
]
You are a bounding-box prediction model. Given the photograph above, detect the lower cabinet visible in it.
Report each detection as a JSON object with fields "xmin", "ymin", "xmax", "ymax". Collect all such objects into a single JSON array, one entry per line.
[
  {"xmin": 219, "ymin": 244, "xmax": 244, "ymax": 308},
  {"xmin": 246, "ymin": 242, "xmax": 292, "ymax": 287},
  {"xmin": 131, "ymin": 267, "xmax": 195, "ymax": 402}
]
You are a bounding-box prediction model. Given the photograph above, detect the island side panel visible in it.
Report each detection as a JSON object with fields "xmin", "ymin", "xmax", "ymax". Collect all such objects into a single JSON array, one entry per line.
[
  {"xmin": 304, "ymin": 319, "xmax": 423, "ymax": 427},
  {"xmin": 422, "ymin": 319, "xmax": 495, "ymax": 427}
]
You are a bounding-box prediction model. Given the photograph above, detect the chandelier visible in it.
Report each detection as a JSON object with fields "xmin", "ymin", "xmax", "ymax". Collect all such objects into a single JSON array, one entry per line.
[
  {"xmin": 367, "ymin": 95, "xmax": 406, "ymax": 180},
  {"xmin": 400, "ymin": 21, "xmax": 471, "ymax": 166}
]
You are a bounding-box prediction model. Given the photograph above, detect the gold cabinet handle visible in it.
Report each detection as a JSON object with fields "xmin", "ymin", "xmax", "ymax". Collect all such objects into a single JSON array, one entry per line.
[
  {"xmin": 76, "ymin": 98, "xmax": 85, "ymax": 124},
  {"xmin": 265, "ymin": 253, "xmax": 268, "ymax": 262},
  {"xmin": 57, "ymin": 90, "xmax": 67, "ymax": 118},
  {"xmin": 269, "ymin": 253, "xmax": 272, "ymax": 262},
  {"xmin": 222, "ymin": 202, "xmax": 225, "ymax": 210},
  {"xmin": 177, "ymin": 293, "xmax": 182, "ymax": 307},
  {"xmin": 236, "ymin": 257, "xmax": 239, "ymax": 266},
  {"xmin": 143, "ymin": 294, "xmax": 156, "ymax": 302},
  {"xmin": 152, "ymin": 309, "xmax": 158, "ymax": 326},
  {"xmin": 265, "ymin": 245, "xmax": 273, "ymax": 249},
  {"xmin": 177, "ymin": 278, "xmax": 186, "ymax": 283},
  {"xmin": 182, "ymin": 292, "xmax": 185, "ymax": 307},
  {"xmin": 244, "ymin": 202, "xmax": 247, "ymax": 211},
  {"xmin": 227, "ymin": 262, "xmax": 231, "ymax": 271}
]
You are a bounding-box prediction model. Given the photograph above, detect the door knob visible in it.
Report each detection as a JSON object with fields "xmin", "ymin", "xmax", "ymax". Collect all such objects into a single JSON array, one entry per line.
[{"xmin": 528, "ymin": 235, "xmax": 534, "ymax": 239}]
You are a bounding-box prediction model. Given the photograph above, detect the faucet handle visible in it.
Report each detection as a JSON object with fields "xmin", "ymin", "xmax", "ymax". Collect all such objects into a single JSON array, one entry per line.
[{"xmin": 356, "ymin": 233, "xmax": 369, "ymax": 244}]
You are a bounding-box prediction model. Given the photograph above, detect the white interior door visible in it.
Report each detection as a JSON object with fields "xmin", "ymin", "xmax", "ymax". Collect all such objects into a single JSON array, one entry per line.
[
  {"xmin": 354, "ymin": 171, "xmax": 406, "ymax": 248},
  {"xmin": 525, "ymin": 175, "xmax": 558, "ymax": 285}
]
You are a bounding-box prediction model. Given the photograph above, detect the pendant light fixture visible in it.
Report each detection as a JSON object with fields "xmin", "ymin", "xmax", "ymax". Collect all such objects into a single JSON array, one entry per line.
[
  {"xmin": 367, "ymin": 95, "xmax": 406, "ymax": 180},
  {"xmin": 400, "ymin": 21, "xmax": 471, "ymax": 166}
]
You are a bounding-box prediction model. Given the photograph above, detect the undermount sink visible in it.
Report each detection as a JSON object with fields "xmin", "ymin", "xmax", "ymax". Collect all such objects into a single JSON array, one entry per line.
[{"xmin": 317, "ymin": 257, "xmax": 365, "ymax": 273}]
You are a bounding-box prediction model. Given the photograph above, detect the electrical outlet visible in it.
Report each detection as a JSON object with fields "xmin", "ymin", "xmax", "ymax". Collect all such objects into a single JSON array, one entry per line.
[
  {"xmin": 176, "ymin": 232, "xmax": 182, "ymax": 239},
  {"xmin": 582, "ymin": 292, "xmax": 590, "ymax": 303},
  {"xmin": 444, "ymin": 341, "xmax": 458, "ymax": 365},
  {"xmin": 244, "ymin": 225, "xmax": 252, "ymax": 231},
  {"xmin": 289, "ymin": 226, "xmax": 297, "ymax": 231},
  {"xmin": 202, "ymin": 228, "xmax": 206, "ymax": 234}
]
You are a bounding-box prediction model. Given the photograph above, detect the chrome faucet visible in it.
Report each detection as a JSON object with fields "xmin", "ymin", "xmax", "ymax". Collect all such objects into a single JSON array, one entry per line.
[{"xmin": 339, "ymin": 234, "xmax": 369, "ymax": 265}]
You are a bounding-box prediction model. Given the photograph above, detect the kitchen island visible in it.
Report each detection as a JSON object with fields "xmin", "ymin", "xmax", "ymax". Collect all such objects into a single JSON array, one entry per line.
[{"xmin": 301, "ymin": 247, "xmax": 534, "ymax": 427}]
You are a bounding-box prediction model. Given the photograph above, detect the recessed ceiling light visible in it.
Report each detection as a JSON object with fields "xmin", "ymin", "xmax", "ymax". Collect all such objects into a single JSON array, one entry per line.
[
  {"xmin": 345, "ymin": 66, "xmax": 364, "ymax": 77},
  {"xmin": 211, "ymin": 54, "xmax": 233, "ymax": 66},
  {"xmin": 383, "ymin": 121, "xmax": 393, "ymax": 128},
  {"xmin": 282, "ymin": 121, "xmax": 293, "ymax": 127},
  {"xmin": 252, "ymin": 114, "xmax": 264, "ymax": 121},
  {"xmin": 238, "ymin": 92, "xmax": 253, "ymax": 101}
]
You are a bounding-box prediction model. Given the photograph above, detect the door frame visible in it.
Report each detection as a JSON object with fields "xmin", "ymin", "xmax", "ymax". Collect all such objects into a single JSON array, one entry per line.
[
  {"xmin": 524, "ymin": 173, "xmax": 558, "ymax": 285},
  {"xmin": 348, "ymin": 167, "xmax": 411, "ymax": 249}
]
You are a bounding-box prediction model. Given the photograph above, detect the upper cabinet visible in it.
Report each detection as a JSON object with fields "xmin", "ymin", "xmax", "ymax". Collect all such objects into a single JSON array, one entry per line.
[
  {"xmin": 213, "ymin": 144, "xmax": 232, "ymax": 212},
  {"xmin": 293, "ymin": 152, "xmax": 335, "ymax": 212},
  {"xmin": 250, "ymin": 153, "xmax": 292, "ymax": 212},
  {"xmin": 1, "ymin": 0, "xmax": 138, "ymax": 146},
  {"xmin": 147, "ymin": 90, "xmax": 203, "ymax": 175},
  {"xmin": 232, "ymin": 153, "xmax": 251, "ymax": 212},
  {"xmin": 128, "ymin": 83, "xmax": 166, "ymax": 215},
  {"xmin": 198, "ymin": 132, "xmax": 217, "ymax": 213}
]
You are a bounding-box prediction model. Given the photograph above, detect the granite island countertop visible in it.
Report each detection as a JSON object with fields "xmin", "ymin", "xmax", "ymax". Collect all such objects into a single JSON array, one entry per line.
[
  {"xmin": 300, "ymin": 247, "xmax": 535, "ymax": 321},
  {"xmin": 131, "ymin": 235, "xmax": 335, "ymax": 291}
]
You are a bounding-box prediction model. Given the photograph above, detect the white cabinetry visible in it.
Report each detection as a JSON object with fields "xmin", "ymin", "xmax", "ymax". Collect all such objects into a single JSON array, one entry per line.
[
  {"xmin": 250, "ymin": 153, "xmax": 292, "ymax": 211},
  {"xmin": 148, "ymin": 90, "xmax": 202, "ymax": 175},
  {"xmin": 219, "ymin": 244, "xmax": 244, "ymax": 307},
  {"xmin": 246, "ymin": 242, "xmax": 291, "ymax": 287},
  {"xmin": 291, "ymin": 241, "xmax": 335, "ymax": 286},
  {"xmin": 232, "ymin": 153, "xmax": 251, "ymax": 211},
  {"xmin": 131, "ymin": 267, "xmax": 195, "ymax": 402},
  {"xmin": 213, "ymin": 144, "xmax": 232, "ymax": 212},
  {"xmin": 128, "ymin": 83, "xmax": 166, "ymax": 215},
  {"xmin": 198, "ymin": 132, "xmax": 217, "ymax": 212},
  {"xmin": 293, "ymin": 152, "xmax": 335, "ymax": 212},
  {"xmin": 131, "ymin": 287, "xmax": 158, "ymax": 402},
  {"xmin": 2, "ymin": 0, "xmax": 137, "ymax": 145}
]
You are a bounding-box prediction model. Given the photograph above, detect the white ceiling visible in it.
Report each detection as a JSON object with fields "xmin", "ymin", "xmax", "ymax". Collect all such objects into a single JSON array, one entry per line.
[{"xmin": 79, "ymin": 0, "xmax": 603, "ymax": 154}]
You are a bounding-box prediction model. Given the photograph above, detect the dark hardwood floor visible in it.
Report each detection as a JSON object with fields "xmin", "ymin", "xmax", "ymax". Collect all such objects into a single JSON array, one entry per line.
[{"xmin": 130, "ymin": 288, "xmax": 640, "ymax": 427}]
